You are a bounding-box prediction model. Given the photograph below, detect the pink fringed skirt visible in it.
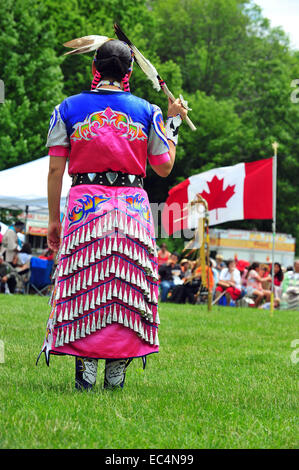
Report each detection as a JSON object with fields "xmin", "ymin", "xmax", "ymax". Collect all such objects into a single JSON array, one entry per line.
[{"xmin": 38, "ymin": 184, "xmax": 160, "ymax": 365}]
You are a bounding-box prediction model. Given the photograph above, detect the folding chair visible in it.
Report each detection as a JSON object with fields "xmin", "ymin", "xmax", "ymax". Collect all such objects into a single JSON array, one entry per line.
[
  {"xmin": 26, "ymin": 257, "xmax": 54, "ymax": 296},
  {"xmin": 13, "ymin": 267, "xmax": 30, "ymax": 294},
  {"xmin": 194, "ymin": 282, "xmax": 209, "ymax": 304}
]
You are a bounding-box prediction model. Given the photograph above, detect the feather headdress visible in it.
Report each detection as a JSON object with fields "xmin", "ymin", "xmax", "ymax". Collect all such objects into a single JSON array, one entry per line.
[
  {"xmin": 63, "ymin": 35, "xmax": 112, "ymax": 55},
  {"xmin": 63, "ymin": 27, "xmax": 196, "ymax": 130}
]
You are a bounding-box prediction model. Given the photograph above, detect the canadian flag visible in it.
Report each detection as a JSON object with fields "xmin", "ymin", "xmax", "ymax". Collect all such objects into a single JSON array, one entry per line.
[{"xmin": 162, "ymin": 158, "xmax": 274, "ymax": 235}]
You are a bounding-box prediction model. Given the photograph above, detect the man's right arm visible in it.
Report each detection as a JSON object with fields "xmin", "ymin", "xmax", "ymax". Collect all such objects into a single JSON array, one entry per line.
[{"xmin": 149, "ymin": 99, "xmax": 188, "ymax": 178}]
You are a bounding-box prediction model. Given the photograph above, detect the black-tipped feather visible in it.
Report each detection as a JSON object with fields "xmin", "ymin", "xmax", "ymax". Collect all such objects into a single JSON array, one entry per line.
[
  {"xmin": 114, "ymin": 24, "xmax": 133, "ymax": 47},
  {"xmin": 114, "ymin": 23, "xmax": 161, "ymax": 91},
  {"xmin": 114, "ymin": 23, "xmax": 196, "ymax": 130}
]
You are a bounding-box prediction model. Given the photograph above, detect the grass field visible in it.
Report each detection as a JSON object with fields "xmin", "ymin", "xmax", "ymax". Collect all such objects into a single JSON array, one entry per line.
[{"xmin": 0, "ymin": 295, "xmax": 298, "ymax": 449}]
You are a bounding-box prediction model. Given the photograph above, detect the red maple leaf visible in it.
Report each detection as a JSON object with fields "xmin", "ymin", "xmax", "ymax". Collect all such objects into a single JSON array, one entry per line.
[{"xmin": 199, "ymin": 175, "xmax": 235, "ymax": 219}]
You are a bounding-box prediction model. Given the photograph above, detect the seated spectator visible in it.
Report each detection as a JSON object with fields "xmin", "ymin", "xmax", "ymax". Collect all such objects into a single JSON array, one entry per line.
[
  {"xmin": 170, "ymin": 259, "xmax": 191, "ymax": 303},
  {"xmin": 157, "ymin": 243, "xmax": 171, "ymax": 267},
  {"xmin": 215, "ymin": 259, "xmax": 242, "ymax": 304},
  {"xmin": 260, "ymin": 264, "xmax": 271, "ymax": 290},
  {"xmin": 10, "ymin": 242, "xmax": 31, "ymax": 269},
  {"xmin": 10, "ymin": 252, "xmax": 30, "ymax": 276},
  {"xmin": 280, "ymin": 260, "xmax": 299, "ymax": 310},
  {"xmin": 0, "ymin": 254, "xmax": 17, "ymax": 293},
  {"xmin": 7, "ymin": 244, "xmax": 32, "ymax": 292},
  {"xmin": 245, "ymin": 262, "xmax": 272, "ymax": 307},
  {"xmin": 18, "ymin": 243, "xmax": 32, "ymax": 265},
  {"xmin": 236, "ymin": 259, "xmax": 250, "ymax": 295},
  {"xmin": 158, "ymin": 252, "xmax": 182, "ymax": 302},
  {"xmin": 171, "ymin": 261, "xmax": 201, "ymax": 304},
  {"xmin": 180, "ymin": 259, "xmax": 192, "ymax": 278},
  {"xmin": 215, "ymin": 254, "xmax": 226, "ymax": 273},
  {"xmin": 273, "ymin": 262, "xmax": 284, "ymax": 299}
]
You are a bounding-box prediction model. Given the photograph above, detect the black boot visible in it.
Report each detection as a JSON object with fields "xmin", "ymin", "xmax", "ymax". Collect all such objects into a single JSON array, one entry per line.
[
  {"xmin": 104, "ymin": 358, "xmax": 132, "ymax": 390},
  {"xmin": 75, "ymin": 357, "xmax": 98, "ymax": 391}
]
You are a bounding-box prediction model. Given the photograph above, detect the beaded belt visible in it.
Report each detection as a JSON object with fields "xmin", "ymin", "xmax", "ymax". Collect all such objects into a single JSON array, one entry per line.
[{"xmin": 71, "ymin": 172, "xmax": 144, "ymax": 188}]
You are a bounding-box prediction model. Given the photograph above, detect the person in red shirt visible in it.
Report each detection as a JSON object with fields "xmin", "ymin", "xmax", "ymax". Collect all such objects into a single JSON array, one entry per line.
[
  {"xmin": 274, "ymin": 262, "xmax": 284, "ymax": 286},
  {"xmin": 157, "ymin": 243, "xmax": 171, "ymax": 267}
]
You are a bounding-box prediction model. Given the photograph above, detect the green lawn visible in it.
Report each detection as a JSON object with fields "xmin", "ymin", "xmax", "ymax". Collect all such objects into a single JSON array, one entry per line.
[{"xmin": 0, "ymin": 295, "xmax": 298, "ymax": 449}]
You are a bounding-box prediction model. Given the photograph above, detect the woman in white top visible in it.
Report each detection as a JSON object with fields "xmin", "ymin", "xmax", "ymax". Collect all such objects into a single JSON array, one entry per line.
[{"xmin": 215, "ymin": 259, "xmax": 241, "ymax": 304}]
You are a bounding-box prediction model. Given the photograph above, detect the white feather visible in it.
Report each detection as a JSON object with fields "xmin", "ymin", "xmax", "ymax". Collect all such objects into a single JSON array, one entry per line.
[
  {"xmin": 63, "ymin": 35, "xmax": 111, "ymax": 55},
  {"xmin": 131, "ymin": 46, "xmax": 161, "ymax": 91}
]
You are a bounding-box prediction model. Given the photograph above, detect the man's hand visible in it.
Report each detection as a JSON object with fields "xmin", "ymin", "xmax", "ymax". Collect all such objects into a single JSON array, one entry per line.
[
  {"xmin": 1, "ymin": 275, "xmax": 8, "ymax": 283},
  {"xmin": 47, "ymin": 221, "xmax": 61, "ymax": 252},
  {"xmin": 167, "ymin": 98, "xmax": 188, "ymax": 120},
  {"xmin": 218, "ymin": 280, "xmax": 230, "ymax": 289}
]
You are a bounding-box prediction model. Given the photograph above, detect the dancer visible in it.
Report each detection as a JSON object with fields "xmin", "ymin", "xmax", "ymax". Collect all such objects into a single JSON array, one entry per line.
[{"xmin": 37, "ymin": 36, "xmax": 188, "ymax": 390}]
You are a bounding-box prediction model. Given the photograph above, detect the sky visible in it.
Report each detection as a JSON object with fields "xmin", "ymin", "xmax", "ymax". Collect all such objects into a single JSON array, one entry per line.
[{"xmin": 254, "ymin": 0, "xmax": 299, "ymax": 50}]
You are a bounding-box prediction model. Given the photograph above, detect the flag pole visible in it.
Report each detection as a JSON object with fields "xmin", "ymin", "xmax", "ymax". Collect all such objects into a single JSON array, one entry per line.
[{"xmin": 270, "ymin": 142, "xmax": 278, "ymax": 316}]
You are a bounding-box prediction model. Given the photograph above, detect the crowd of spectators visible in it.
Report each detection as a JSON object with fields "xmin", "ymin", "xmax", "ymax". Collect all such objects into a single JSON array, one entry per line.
[
  {"xmin": 157, "ymin": 243, "xmax": 299, "ymax": 310},
  {"xmin": 0, "ymin": 223, "xmax": 298, "ymax": 310},
  {"xmin": 0, "ymin": 222, "xmax": 54, "ymax": 294}
]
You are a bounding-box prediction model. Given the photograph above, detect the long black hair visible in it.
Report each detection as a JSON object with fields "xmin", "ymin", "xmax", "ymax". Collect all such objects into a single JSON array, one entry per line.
[
  {"xmin": 274, "ymin": 262, "xmax": 284, "ymax": 282},
  {"xmin": 246, "ymin": 262, "xmax": 260, "ymax": 278},
  {"xmin": 94, "ymin": 40, "xmax": 132, "ymax": 82}
]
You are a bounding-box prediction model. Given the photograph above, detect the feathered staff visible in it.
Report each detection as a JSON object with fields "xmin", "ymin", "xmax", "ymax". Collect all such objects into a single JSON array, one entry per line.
[
  {"xmin": 178, "ymin": 194, "xmax": 212, "ymax": 310},
  {"xmin": 63, "ymin": 28, "xmax": 196, "ymax": 130},
  {"xmin": 113, "ymin": 24, "xmax": 196, "ymax": 131}
]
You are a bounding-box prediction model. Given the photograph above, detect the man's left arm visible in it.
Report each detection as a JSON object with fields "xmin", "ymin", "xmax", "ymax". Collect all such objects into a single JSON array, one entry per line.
[{"xmin": 47, "ymin": 156, "xmax": 67, "ymax": 252}]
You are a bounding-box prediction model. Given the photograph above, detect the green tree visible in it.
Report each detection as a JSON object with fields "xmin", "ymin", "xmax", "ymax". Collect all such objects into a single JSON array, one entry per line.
[
  {"xmin": 152, "ymin": 0, "xmax": 251, "ymax": 96},
  {"xmin": 0, "ymin": 0, "xmax": 65, "ymax": 170}
]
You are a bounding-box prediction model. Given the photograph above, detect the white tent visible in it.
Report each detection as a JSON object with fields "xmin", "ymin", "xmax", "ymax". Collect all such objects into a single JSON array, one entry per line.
[
  {"xmin": 0, "ymin": 156, "xmax": 71, "ymax": 213},
  {"xmin": 0, "ymin": 221, "xmax": 8, "ymax": 233}
]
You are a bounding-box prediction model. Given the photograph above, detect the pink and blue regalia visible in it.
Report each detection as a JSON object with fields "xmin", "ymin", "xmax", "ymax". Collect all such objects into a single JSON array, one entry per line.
[{"xmin": 37, "ymin": 36, "xmax": 172, "ymax": 391}]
